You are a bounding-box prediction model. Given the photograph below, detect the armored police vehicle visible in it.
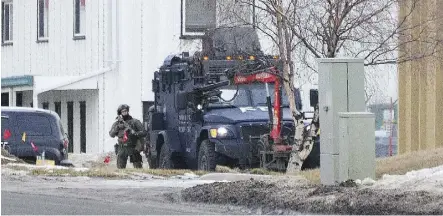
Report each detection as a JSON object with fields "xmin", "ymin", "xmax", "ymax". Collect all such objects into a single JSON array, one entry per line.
[{"xmin": 145, "ymin": 27, "xmax": 319, "ymax": 171}]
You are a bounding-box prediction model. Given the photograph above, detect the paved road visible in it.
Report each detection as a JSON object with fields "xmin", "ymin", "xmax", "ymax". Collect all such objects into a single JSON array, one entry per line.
[{"xmin": 1, "ymin": 175, "xmax": 249, "ymax": 215}]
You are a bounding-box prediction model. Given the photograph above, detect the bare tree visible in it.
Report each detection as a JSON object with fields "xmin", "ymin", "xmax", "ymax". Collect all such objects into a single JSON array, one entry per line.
[{"xmin": 216, "ymin": 0, "xmax": 442, "ymax": 172}]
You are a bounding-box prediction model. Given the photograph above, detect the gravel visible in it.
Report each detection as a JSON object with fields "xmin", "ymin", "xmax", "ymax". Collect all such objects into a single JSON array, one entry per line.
[{"xmin": 180, "ymin": 178, "xmax": 443, "ymax": 215}]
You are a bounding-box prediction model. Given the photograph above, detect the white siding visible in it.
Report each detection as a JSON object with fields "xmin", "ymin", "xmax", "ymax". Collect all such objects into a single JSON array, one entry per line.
[
  {"xmin": 1, "ymin": 0, "xmax": 105, "ymax": 78},
  {"xmin": 141, "ymin": 1, "xmax": 203, "ymax": 102}
]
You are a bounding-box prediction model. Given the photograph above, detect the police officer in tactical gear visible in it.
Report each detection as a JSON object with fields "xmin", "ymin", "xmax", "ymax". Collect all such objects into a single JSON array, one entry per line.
[{"xmin": 109, "ymin": 104, "xmax": 147, "ymax": 169}]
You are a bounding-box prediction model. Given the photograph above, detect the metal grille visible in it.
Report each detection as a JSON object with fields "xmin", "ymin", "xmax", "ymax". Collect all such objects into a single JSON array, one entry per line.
[
  {"xmin": 240, "ymin": 122, "xmax": 295, "ymax": 157},
  {"xmin": 240, "ymin": 124, "xmax": 269, "ymax": 142}
]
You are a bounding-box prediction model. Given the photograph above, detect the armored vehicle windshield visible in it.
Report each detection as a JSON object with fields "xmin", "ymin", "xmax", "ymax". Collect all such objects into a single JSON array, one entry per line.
[{"xmin": 208, "ymin": 83, "xmax": 290, "ymax": 108}]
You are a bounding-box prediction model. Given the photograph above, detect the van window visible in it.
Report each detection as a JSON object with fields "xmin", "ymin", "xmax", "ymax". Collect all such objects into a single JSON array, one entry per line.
[
  {"xmin": 1, "ymin": 116, "xmax": 10, "ymax": 130},
  {"xmin": 16, "ymin": 114, "xmax": 52, "ymax": 136},
  {"xmin": 1, "ymin": 116, "xmax": 11, "ymax": 140}
]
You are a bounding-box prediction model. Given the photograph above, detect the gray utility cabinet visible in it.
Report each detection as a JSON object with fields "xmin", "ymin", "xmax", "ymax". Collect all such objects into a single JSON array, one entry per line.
[{"xmin": 317, "ymin": 58, "xmax": 375, "ymax": 185}]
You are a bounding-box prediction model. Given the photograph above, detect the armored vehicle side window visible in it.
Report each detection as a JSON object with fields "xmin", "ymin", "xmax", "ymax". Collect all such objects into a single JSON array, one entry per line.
[{"xmin": 16, "ymin": 114, "xmax": 52, "ymax": 136}]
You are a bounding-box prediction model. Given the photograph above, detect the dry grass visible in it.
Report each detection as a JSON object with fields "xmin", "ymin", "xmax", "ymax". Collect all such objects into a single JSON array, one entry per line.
[
  {"xmin": 27, "ymin": 166, "xmax": 210, "ymax": 178},
  {"xmin": 296, "ymin": 147, "xmax": 443, "ymax": 184},
  {"xmin": 375, "ymin": 147, "xmax": 443, "ymax": 178},
  {"xmin": 30, "ymin": 168, "xmax": 127, "ymax": 179},
  {"xmin": 123, "ymin": 168, "xmax": 209, "ymax": 177},
  {"xmin": 18, "ymin": 147, "xmax": 443, "ymax": 182},
  {"xmin": 249, "ymin": 168, "xmax": 283, "ymax": 176}
]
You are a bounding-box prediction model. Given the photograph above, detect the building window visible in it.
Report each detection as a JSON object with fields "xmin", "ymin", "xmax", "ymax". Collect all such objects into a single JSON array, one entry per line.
[
  {"xmin": 180, "ymin": 0, "xmax": 216, "ymax": 38},
  {"xmin": 1, "ymin": 0, "xmax": 13, "ymax": 45},
  {"xmin": 67, "ymin": 101, "xmax": 74, "ymax": 153},
  {"xmin": 15, "ymin": 92, "xmax": 22, "ymax": 107},
  {"xmin": 1, "ymin": 93, "xmax": 9, "ymax": 106},
  {"xmin": 73, "ymin": 0, "xmax": 85, "ymax": 39},
  {"xmin": 54, "ymin": 101, "xmax": 61, "ymax": 117},
  {"xmin": 37, "ymin": 0, "xmax": 48, "ymax": 42},
  {"xmin": 42, "ymin": 102, "xmax": 49, "ymax": 109},
  {"xmin": 79, "ymin": 101, "xmax": 86, "ymax": 153}
]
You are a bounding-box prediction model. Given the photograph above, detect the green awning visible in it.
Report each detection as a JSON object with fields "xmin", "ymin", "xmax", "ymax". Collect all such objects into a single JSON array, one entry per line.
[{"xmin": 1, "ymin": 75, "xmax": 34, "ymax": 88}]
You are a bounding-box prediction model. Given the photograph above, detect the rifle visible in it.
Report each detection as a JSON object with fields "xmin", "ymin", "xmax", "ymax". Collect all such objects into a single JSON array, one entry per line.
[{"xmin": 116, "ymin": 116, "xmax": 145, "ymax": 152}]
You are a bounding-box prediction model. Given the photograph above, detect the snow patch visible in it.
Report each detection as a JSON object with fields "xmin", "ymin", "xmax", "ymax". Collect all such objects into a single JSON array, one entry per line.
[
  {"xmin": 369, "ymin": 165, "xmax": 443, "ymax": 193},
  {"xmin": 4, "ymin": 162, "xmax": 90, "ymax": 172}
]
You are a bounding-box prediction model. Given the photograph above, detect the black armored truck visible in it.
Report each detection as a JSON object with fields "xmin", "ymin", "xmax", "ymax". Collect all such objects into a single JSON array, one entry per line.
[{"xmin": 144, "ymin": 27, "xmax": 320, "ymax": 171}]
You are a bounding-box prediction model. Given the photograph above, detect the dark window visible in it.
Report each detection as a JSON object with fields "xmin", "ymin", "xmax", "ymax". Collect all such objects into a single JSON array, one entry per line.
[
  {"xmin": 67, "ymin": 101, "xmax": 74, "ymax": 153},
  {"xmin": 2, "ymin": 0, "xmax": 13, "ymax": 44},
  {"xmin": 79, "ymin": 101, "xmax": 86, "ymax": 153},
  {"xmin": 181, "ymin": 0, "xmax": 216, "ymax": 36},
  {"xmin": 1, "ymin": 93, "xmax": 9, "ymax": 106},
  {"xmin": 16, "ymin": 92, "xmax": 23, "ymax": 107},
  {"xmin": 37, "ymin": 0, "xmax": 48, "ymax": 40},
  {"xmin": 1, "ymin": 116, "xmax": 10, "ymax": 133},
  {"xmin": 42, "ymin": 102, "xmax": 49, "ymax": 109},
  {"xmin": 16, "ymin": 114, "xmax": 52, "ymax": 136},
  {"xmin": 73, "ymin": 0, "xmax": 85, "ymax": 38},
  {"xmin": 54, "ymin": 101, "xmax": 61, "ymax": 117},
  {"xmin": 1, "ymin": 115, "xmax": 11, "ymax": 145}
]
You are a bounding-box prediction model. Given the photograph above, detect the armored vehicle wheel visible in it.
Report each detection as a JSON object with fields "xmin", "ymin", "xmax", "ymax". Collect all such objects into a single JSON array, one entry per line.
[
  {"xmin": 198, "ymin": 140, "xmax": 216, "ymax": 171},
  {"xmin": 301, "ymin": 135, "xmax": 320, "ymax": 170},
  {"xmin": 158, "ymin": 144, "xmax": 173, "ymax": 169},
  {"xmin": 147, "ymin": 151, "xmax": 158, "ymax": 169}
]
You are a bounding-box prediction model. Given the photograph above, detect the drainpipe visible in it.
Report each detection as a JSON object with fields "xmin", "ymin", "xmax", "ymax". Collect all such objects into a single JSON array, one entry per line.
[{"xmin": 32, "ymin": 0, "xmax": 120, "ymax": 108}]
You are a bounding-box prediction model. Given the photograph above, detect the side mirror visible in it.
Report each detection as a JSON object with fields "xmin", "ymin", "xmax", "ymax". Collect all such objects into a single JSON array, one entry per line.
[{"xmin": 309, "ymin": 89, "xmax": 318, "ymax": 107}]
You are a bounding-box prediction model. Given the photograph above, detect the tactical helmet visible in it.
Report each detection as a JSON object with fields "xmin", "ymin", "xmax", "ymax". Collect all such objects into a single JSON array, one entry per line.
[{"xmin": 117, "ymin": 104, "xmax": 130, "ymax": 115}]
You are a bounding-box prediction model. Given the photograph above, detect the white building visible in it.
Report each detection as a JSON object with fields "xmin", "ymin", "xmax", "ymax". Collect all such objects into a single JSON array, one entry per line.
[{"xmin": 1, "ymin": 0, "xmax": 315, "ymax": 154}]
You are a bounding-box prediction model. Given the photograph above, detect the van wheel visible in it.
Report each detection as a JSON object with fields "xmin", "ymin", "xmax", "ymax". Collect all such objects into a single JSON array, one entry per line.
[
  {"xmin": 198, "ymin": 140, "xmax": 216, "ymax": 171},
  {"xmin": 158, "ymin": 144, "xmax": 173, "ymax": 169}
]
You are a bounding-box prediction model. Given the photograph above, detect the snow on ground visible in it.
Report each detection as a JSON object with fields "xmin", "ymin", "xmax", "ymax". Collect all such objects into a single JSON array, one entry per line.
[
  {"xmin": 368, "ymin": 165, "xmax": 443, "ymax": 193},
  {"xmin": 1, "ymin": 154, "xmax": 17, "ymax": 162},
  {"xmin": 4, "ymin": 150, "xmax": 443, "ymax": 194},
  {"xmin": 68, "ymin": 152, "xmax": 112, "ymax": 168},
  {"xmin": 2, "ymin": 162, "xmax": 90, "ymax": 171}
]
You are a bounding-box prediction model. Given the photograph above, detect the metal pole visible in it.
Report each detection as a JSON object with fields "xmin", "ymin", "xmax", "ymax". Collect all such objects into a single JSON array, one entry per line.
[{"xmin": 389, "ymin": 97, "xmax": 393, "ymax": 156}]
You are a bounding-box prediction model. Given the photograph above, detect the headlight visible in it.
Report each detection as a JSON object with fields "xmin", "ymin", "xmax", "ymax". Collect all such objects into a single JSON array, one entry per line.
[
  {"xmin": 210, "ymin": 127, "xmax": 234, "ymax": 138},
  {"xmin": 217, "ymin": 127, "xmax": 228, "ymax": 136}
]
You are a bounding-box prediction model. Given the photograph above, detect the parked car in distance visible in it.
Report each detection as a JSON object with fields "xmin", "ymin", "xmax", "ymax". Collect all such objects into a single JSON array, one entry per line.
[{"xmin": 1, "ymin": 106, "xmax": 72, "ymax": 166}]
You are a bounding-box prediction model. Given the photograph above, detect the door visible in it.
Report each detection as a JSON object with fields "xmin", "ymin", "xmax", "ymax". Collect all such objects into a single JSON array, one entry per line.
[{"xmin": 14, "ymin": 113, "xmax": 55, "ymax": 157}]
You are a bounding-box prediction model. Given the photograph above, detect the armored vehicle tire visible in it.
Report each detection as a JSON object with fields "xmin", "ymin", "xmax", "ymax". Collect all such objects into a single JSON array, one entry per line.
[
  {"xmin": 147, "ymin": 152, "xmax": 158, "ymax": 169},
  {"xmin": 302, "ymin": 136, "xmax": 320, "ymax": 170},
  {"xmin": 158, "ymin": 144, "xmax": 174, "ymax": 169},
  {"xmin": 198, "ymin": 140, "xmax": 216, "ymax": 171}
]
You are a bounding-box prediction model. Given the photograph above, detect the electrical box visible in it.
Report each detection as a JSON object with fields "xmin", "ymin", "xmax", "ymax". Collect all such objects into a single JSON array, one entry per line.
[
  {"xmin": 338, "ymin": 112, "xmax": 375, "ymax": 182},
  {"xmin": 317, "ymin": 58, "xmax": 370, "ymax": 185}
]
